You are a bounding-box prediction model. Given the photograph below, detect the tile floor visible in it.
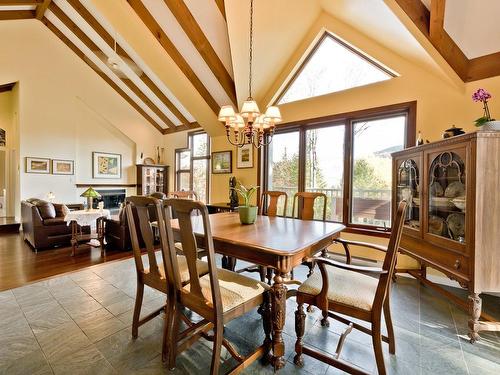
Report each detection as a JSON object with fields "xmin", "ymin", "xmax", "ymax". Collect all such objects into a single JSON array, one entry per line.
[{"xmin": 1, "ymin": 255, "xmax": 499, "ymax": 375}]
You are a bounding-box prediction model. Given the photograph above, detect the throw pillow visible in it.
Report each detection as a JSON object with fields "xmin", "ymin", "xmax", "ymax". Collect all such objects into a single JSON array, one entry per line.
[
  {"xmin": 36, "ymin": 200, "xmax": 56, "ymax": 219},
  {"xmin": 53, "ymin": 203, "xmax": 70, "ymax": 218}
]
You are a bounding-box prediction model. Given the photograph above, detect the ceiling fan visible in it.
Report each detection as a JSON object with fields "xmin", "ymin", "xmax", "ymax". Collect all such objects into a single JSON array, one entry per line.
[{"xmin": 86, "ymin": 38, "xmax": 143, "ymax": 79}]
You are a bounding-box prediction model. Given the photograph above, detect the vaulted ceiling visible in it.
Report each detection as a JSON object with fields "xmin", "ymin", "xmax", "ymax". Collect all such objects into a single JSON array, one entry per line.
[{"xmin": 0, "ymin": 0, "xmax": 499, "ymax": 135}]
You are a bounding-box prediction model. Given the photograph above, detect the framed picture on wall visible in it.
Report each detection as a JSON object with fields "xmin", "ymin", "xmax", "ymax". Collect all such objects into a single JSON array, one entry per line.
[
  {"xmin": 237, "ymin": 144, "xmax": 253, "ymax": 168},
  {"xmin": 93, "ymin": 152, "xmax": 121, "ymax": 178},
  {"xmin": 0, "ymin": 128, "xmax": 5, "ymax": 146},
  {"xmin": 26, "ymin": 157, "xmax": 50, "ymax": 174},
  {"xmin": 211, "ymin": 151, "xmax": 232, "ymax": 174},
  {"xmin": 52, "ymin": 159, "xmax": 74, "ymax": 175}
]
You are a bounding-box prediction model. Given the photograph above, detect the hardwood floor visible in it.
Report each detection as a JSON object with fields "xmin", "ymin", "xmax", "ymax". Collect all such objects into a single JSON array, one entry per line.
[{"xmin": 0, "ymin": 232, "xmax": 134, "ymax": 291}]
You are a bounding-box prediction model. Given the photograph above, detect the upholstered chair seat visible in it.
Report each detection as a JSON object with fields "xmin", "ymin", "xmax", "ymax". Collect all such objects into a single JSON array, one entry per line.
[
  {"xmin": 298, "ymin": 266, "xmax": 378, "ymax": 311},
  {"xmin": 182, "ymin": 268, "xmax": 270, "ymax": 313}
]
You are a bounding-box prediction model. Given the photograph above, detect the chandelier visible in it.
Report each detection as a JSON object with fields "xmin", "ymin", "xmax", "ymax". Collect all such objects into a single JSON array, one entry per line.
[{"xmin": 218, "ymin": 0, "xmax": 282, "ymax": 148}]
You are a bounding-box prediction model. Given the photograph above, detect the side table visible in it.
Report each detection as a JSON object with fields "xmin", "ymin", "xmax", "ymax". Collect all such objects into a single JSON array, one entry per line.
[{"xmin": 64, "ymin": 209, "xmax": 111, "ymax": 256}]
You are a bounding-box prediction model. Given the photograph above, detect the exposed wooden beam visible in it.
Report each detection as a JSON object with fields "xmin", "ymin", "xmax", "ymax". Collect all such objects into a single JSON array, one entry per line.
[
  {"xmin": 35, "ymin": 0, "xmax": 51, "ymax": 20},
  {"xmin": 41, "ymin": 16, "xmax": 165, "ymax": 134},
  {"xmin": 429, "ymin": 0, "xmax": 445, "ymax": 39},
  {"xmin": 0, "ymin": 10, "xmax": 35, "ymax": 19},
  {"xmin": 394, "ymin": 0, "xmax": 471, "ymax": 82},
  {"xmin": 127, "ymin": 0, "xmax": 220, "ymax": 116},
  {"xmin": 65, "ymin": 0, "xmax": 190, "ymax": 127},
  {"xmin": 0, "ymin": 0, "xmax": 42, "ymax": 5},
  {"xmin": 0, "ymin": 82, "xmax": 16, "ymax": 93},
  {"xmin": 468, "ymin": 51, "xmax": 500, "ymax": 82},
  {"xmin": 214, "ymin": 0, "xmax": 226, "ymax": 21},
  {"xmin": 49, "ymin": 3, "xmax": 175, "ymax": 130},
  {"xmin": 164, "ymin": 0, "xmax": 236, "ymax": 105}
]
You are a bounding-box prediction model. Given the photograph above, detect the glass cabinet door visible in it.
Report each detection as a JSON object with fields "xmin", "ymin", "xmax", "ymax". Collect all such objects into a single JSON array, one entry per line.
[
  {"xmin": 427, "ymin": 151, "xmax": 466, "ymax": 244},
  {"xmin": 396, "ymin": 158, "xmax": 420, "ymax": 232}
]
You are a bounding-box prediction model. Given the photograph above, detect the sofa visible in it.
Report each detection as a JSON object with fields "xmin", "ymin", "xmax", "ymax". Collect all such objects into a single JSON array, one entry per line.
[
  {"xmin": 21, "ymin": 199, "xmax": 86, "ymax": 251},
  {"xmin": 104, "ymin": 192, "xmax": 166, "ymax": 251}
]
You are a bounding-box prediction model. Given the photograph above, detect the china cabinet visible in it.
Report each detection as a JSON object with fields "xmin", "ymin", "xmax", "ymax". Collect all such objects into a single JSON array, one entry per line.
[
  {"xmin": 392, "ymin": 131, "xmax": 500, "ymax": 342},
  {"xmin": 136, "ymin": 164, "xmax": 169, "ymax": 196}
]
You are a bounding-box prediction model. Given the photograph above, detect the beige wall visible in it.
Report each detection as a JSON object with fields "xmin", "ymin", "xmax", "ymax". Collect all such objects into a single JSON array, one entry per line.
[{"xmin": 0, "ymin": 20, "xmax": 162, "ymax": 211}]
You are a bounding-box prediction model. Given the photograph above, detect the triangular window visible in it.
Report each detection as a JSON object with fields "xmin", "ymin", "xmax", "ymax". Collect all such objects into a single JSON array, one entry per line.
[{"xmin": 277, "ymin": 33, "xmax": 395, "ymax": 105}]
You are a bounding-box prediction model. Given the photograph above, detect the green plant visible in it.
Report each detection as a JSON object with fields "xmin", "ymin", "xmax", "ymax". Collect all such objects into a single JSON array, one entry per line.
[{"xmin": 231, "ymin": 184, "xmax": 259, "ymax": 207}]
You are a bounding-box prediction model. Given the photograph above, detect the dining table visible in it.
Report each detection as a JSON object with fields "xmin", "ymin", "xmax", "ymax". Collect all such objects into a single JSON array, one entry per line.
[{"xmin": 170, "ymin": 212, "xmax": 345, "ymax": 370}]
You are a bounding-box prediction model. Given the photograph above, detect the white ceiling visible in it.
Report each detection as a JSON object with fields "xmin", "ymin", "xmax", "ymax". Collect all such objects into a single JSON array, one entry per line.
[{"xmin": 421, "ymin": 0, "xmax": 500, "ymax": 59}]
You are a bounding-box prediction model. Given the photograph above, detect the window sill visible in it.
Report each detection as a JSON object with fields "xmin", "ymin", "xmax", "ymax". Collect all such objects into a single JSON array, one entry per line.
[{"xmin": 343, "ymin": 226, "xmax": 391, "ymax": 238}]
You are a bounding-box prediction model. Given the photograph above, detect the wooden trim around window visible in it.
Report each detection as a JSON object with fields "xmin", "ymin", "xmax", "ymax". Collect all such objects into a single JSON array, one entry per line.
[{"xmin": 261, "ymin": 101, "xmax": 417, "ymax": 236}]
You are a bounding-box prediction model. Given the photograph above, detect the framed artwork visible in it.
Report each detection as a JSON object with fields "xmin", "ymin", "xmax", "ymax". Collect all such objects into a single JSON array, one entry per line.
[
  {"xmin": 26, "ymin": 157, "xmax": 50, "ymax": 174},
  {"xmin": 237, "ymin": 144, "xmax": 253, "ymax": 168},
  {"xmin": 211, "ymin": 151, "xmax": 232, "ymax": 174},
  {"xmin": 93, "ymin": 152, "xmax": 121, "ymax": 178},
  {"xmin": 0, "ymin": 128, "xmax": 5, "ymax": 146},
  {"xmin": 52, "ymin": 159, "xmax": 74, "ymax": 175}
]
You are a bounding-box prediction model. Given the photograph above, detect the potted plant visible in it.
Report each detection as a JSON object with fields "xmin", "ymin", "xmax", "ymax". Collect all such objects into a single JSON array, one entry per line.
[
  {"xmin": 472, "ymin": 88, "xmax": 499, "ymax": 130},
  {"xmin": 231, "ymin": 183, "xmax": 259, "ymax": 224}
]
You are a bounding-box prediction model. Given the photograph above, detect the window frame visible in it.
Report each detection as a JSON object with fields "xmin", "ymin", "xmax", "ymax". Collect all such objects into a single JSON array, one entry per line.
[
  {"xmin": 261, "ymin": 101, "xmax": 416, "ymax": 237},
  {"xmin": 175, "ymin": 131, "xmax": 211, "ymax": 202}
]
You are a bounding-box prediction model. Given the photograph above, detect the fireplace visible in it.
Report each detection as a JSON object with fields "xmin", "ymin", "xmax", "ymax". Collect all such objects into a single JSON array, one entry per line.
[{"xmin": 92, "ymin": 189, "xmax": 126, "ymax": 214}]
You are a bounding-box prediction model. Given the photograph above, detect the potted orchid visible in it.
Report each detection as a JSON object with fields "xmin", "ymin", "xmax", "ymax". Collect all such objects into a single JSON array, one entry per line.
[
  {"xmin": 231, "ymin": 183, "xmax": 259, "ymax": 224},
  {"xmin": 472, "ymin": 88, "xmax": 499, "ymax": 130}
]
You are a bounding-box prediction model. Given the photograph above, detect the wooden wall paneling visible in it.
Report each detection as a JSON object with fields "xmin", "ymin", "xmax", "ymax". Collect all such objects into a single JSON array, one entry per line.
[
  {"xmin": 42, "ymin": 17, "xmax": 165, "ymax": 134},
  {"xmin": 163, "ymin": 0, "xmax": 236, "ymax": 106},
  {"xmin": 127, "ymin": 0, "xmax": 220, "ymax": 115},
  {"xmin": 66, "ymin": 0, "xmax": 192, "ymax": 130},
  {"xmin": 49, "ymin": 3, "xmax": 173, "ymax": 132},
  {"xmin": 35, "ymin": 0, "xmax": 51, "ymax": 20}
]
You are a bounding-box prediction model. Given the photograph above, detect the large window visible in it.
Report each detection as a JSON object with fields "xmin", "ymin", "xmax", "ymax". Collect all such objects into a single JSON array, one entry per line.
[
  {"xmin": 175, "ymin": 132, "xmax": 210, "ymax": 202},
  {"xmin": 263, "ymin": 103, "xmax": 415, "ymax": 234}
]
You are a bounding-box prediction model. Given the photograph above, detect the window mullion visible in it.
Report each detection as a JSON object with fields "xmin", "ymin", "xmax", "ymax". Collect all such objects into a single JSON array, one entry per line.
[{"xmin": 343, "ymin": 119, "xmax": 353, "ymax": 226}]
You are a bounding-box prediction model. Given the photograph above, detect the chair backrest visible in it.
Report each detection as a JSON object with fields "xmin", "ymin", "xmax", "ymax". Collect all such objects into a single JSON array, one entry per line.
[
  {"xmin": 292, "ymin": 192, "xmax": 327, "ymax": 221},
  {"xmin": 170, "ymin": 190, "xmax": 199, "ymax": 200},
  {"xmin": 373, "ymin": 200, "xmax": 408, "ymax": 310},
  {"xmin": 260, "ymin": 191, "xmax": 288, "ymax": 217},
  {"xmin": 125, "ymin": 196, "xmax": 167, "ymax": 284},
  {"xmin": 161, "ymin": 198, "xmax": 222, "ymax": 320}
]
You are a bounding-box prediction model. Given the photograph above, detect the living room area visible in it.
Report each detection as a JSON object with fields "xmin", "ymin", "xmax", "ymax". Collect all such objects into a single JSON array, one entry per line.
[{"xmin": 1, "ymin": 1, "xmax": 500, "ymax": 374}]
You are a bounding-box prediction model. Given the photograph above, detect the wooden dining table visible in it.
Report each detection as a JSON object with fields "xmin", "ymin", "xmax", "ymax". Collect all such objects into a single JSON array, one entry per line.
[{"xmin": 170, "ymin": 212, "xmax": 345, "ymax": 370}]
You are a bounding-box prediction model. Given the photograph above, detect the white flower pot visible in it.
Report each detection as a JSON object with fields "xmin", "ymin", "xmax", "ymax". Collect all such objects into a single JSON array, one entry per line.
[{"xmin": 480, "ymin": 121, "xmax": 500, "ymax": 131}]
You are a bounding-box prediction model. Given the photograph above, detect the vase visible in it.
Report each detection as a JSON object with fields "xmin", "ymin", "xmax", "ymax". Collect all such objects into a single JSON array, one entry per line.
[
  {"xmin": 238, "ymin": 206, "xmax": 258, "ymax": 224},
  {"xmin": 480, "ymin": 121, "xmax": 500, "ymax": 131}
]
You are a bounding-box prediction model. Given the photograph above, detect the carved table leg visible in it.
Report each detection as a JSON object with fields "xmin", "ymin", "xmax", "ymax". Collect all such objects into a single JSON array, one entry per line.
[
  {"xmin": 221, "ymin": 255, "xmax": 237, "ymax": 271},
  {"xmin": 270, "ymin": 273, "xmax": 287, "ymax": 371},
  {"xmin": 70, "ymin": 220, "xmax": 77, "ymax": 257},
  {"xmin": 97, "ymin": 217, "xmax": 105, "ymax": 257},
  {"xmin": 468, "ymin": 293, "xmax": 482, "ymax": 343}
]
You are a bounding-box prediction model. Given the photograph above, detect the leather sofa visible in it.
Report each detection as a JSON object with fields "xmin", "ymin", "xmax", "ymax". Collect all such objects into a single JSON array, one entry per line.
[
  {"xmin": 21, "ymin": 199, "xmax": 86, "ymax": 251},
  {"xmin": 104, "ymin": 192, "xmax": 166, "ymax": 251}
]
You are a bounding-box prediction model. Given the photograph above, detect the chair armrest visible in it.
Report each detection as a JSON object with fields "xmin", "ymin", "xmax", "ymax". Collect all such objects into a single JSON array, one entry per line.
[
  {"xmin": 306, "ymin": 256, "xmax": 387, "ymax": 275},
  {"xmin": 335, "ymin": 238, "xmax": 387, "ymax": 253}
]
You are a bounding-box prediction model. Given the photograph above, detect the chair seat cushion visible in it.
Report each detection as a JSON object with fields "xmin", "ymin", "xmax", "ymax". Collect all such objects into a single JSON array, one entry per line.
[
  {"xmin": 298, "ymin": 266, "xmax": 378, "ymax": 311},
  {"xmin": 183, "ymin": 268, "xmax": 270, "ymax": 313},
  {"xmin": 157, "ymin": 255, "xmax": 209, "ymax": 284},
  {"xmin": 43, "ymin": 218, "xmax": 66, "ymax": 226}
]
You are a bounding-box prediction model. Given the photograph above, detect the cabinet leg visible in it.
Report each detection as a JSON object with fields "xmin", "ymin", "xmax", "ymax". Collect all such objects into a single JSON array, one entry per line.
[{"xmin": 468, "ymin": 293, "xmax": 482, "ymax": 343}]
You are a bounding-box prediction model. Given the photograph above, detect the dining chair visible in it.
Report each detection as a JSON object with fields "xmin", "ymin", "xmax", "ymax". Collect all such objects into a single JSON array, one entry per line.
[
  {"xmin": 159, "ymin": 198, "xmax": 272, "ymax": 374},
  {"xmin": 236, "ymin": 191, "xmax": 288, "ymax": 284},
  {"xmin": 125, "ymin": 196, "xmax": 209, "ymax": 361},
  {"xmin": 293, "ymin": 200, "xmax": 407, "ymax": 375},
  {"xmin": 170, "ymin": 190, "xmax": 199, "ymax": 200},
  {"xmin": 291, "ymin": 192, "xmax": 328, "ymax": 280}
]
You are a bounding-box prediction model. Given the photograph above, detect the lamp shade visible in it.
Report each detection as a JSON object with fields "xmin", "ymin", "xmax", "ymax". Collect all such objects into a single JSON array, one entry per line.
[
  {"xmin": 240, "ymin": 98, "xmax": 260, "ymax": 118},
  {"xmin": 80, "ymin": 187, "xmax": 101, "ymax": 198},
  {"xmin": 218, "ymin": 105, "xmax": 236, "ymax": 122},
  {"xmin": 231, "ymin": 114, "xmax": 245, "ymax": 128},
  {"xmin": 254, "ymin": 115, "xmax": 270, "ymax": 130},
  {"xmin": 264, "ymin": 106, "xmax": 282, "ymax": 123}
]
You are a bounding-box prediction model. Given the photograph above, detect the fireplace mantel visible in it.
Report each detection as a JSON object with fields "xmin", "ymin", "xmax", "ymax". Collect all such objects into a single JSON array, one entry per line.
[{"xmin": 76, "ymin": 183, "xmax": 136, "ymax": 188}]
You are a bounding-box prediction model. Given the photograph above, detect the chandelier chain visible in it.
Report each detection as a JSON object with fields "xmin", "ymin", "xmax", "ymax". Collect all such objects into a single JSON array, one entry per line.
[{"xmin": 248, "ymin": 0, "xmax": 254, "ymax": 98}]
